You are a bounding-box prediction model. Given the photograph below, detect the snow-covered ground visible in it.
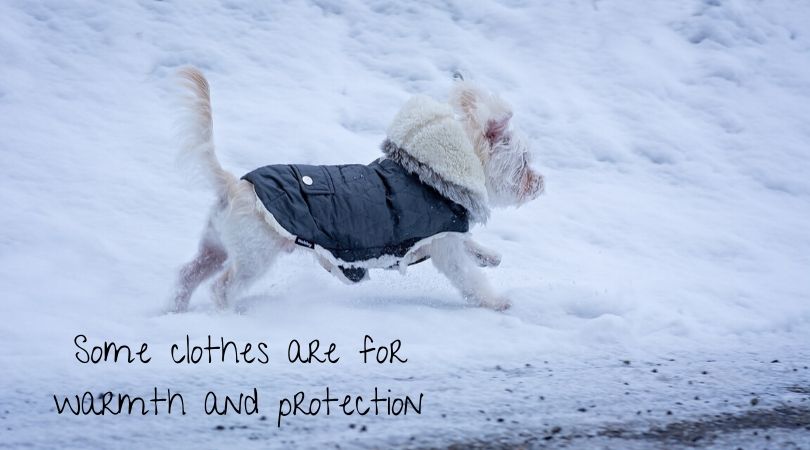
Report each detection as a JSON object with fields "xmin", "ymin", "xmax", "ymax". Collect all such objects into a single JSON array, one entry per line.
[{"xmin": 1, "ymin": 0, "xmax": 809, "ymax": 448}]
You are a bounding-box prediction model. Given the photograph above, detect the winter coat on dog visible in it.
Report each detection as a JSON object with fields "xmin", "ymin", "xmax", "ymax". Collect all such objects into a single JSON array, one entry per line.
[
  {"xmin": 242, "ymin": 158, "xmax": 469, "ymax": 269},
  {"xmin": 244, "ymin": 95, "xmax": 490, "ymax": 282}
]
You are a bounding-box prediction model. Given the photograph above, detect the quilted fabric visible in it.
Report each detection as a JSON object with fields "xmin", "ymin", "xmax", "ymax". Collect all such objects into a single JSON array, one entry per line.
[{"xmin": 242, "ymin": 158, "xmax": 469, "ymax": 265}]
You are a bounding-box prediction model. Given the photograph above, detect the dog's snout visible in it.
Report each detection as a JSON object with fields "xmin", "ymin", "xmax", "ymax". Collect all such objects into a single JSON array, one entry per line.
[{"xmin": 520, "ymin": 169, "xmax": 544, "ymax": 202}]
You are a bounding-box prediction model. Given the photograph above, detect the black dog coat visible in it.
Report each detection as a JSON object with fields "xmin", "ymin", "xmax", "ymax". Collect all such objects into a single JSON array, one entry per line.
[{"xmin": 242, "ymin": 158, "xmax": 469, "ymax": 281}]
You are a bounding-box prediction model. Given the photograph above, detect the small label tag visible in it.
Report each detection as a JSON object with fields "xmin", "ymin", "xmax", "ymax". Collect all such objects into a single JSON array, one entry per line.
[{"xmin": 295, "ymin": 237, "xmax": 315, "ymax": 249}]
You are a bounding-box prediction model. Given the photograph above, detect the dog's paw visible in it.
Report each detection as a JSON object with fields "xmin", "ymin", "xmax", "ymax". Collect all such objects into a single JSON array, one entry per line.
[
  {"xmin": 481, "ymin": 296, "xmax": 511, "ymax": 311},
  {"xmin": 463, "ymin": 239, "xmax": 502, "ymax": 268},
  {"xmin": 166, "ymin": 295, "xmax": 189, "ymax": 314},
  {"xmin": 473, "ymin": 251, "xmax": 502, "ymax": 268}
]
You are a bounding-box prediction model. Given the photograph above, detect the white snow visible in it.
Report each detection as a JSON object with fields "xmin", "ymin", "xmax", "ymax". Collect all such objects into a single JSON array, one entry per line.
[{"xmin": 1, "ymin": 0, "xmax": 809, "ymax": 448}]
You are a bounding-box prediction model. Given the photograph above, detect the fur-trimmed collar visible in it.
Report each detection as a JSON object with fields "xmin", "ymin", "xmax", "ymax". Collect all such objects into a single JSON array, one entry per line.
[{"xmin": 382, "ymin": 95, "xmax": 490, "ymax": 223}]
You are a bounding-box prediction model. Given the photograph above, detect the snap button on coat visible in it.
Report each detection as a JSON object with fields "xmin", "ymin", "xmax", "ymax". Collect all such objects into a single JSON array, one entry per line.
[{"xmin": 301, "ymin": 175, "xmax": 313, "ymax": 185}]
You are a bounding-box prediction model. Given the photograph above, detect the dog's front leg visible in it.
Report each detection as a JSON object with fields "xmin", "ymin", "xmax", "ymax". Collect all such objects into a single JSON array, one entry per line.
[
  {"xmin": 430, "ymin": 234, "xmax": 510, "ymax": 311},
  {"xmin": 463, "ymin": 237, "xmax": 502, "ymax": 268}
]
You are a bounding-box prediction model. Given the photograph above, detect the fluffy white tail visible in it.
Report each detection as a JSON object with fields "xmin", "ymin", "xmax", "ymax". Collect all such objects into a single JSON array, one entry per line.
[{"xmin": 176, "ymin": 67, "xmax": 237, "ymax": 198}]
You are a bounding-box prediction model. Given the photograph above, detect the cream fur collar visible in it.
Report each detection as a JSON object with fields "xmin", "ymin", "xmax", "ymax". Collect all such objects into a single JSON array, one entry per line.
[{"xmin": 382, "ymin": 95, "xmax": 490, "ymax": 223}]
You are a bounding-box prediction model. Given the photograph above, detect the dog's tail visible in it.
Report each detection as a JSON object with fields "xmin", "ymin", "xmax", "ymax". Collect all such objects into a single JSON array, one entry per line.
[{"xmin": 176, "ymin": 67, "xmax": 238, "ymax": 199}]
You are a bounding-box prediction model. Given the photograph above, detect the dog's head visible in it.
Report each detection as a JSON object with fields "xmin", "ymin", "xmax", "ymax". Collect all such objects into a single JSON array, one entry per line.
[{"xmin": 450, "ymin": 82, "xmax": 544, "ymax": 207}]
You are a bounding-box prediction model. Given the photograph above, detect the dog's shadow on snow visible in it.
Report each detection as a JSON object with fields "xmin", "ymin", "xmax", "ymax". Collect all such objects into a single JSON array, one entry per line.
[
  {"xmin": 232, "ymin": 292, "xmax": 469, "ymax": 314},
  {"xmin": 233, "ymin": 294, "xmax": 275, "ymax": 314},
  {"xmin": 346, "ymin": 294, "xmax": 470, "ymax": 311}
]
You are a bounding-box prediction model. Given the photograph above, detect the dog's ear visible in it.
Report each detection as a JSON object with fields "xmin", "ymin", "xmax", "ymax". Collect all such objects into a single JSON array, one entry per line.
[
  {"xmin": 451, "ymin": 81, "xmax": 513, "ymax": 139},
  {"xmin": 450, "ymin": 81, "xmax": 482, "ymax": 125},
  {"xmin": 485, "ymin": 112, "xmax": 513, "ymax": 144}
]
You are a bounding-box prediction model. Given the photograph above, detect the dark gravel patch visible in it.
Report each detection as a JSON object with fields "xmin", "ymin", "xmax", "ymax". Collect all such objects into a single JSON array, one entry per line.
[
  {"xmin": 599, "ymin": 404, "xmax": 810, "ymax": 446},
  {"xmin": 422, "ymin": 404, "xmax": 810, "ymax": 449}
]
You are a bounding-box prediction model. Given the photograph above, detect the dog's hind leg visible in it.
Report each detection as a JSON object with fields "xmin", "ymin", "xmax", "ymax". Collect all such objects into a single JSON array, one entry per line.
[
  {"xmin": 210, "ymin": 230, "xmax": 284, "ymax": 310},
  {"xmin": 430, "ymin": 234, "xmax": 511, "ymax": 311},
  {"xmin": 211, "ymin": 259, "xmax": 273, "ymax": 310},
  {"xmin": 172, "ymin": 222, "xmax": 227, "ymax": 312}
]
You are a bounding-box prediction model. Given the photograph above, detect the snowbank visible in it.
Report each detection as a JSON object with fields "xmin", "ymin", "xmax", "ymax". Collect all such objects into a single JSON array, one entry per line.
[{"xmin": 1, "ymin": 0, "xmax": 809, "ymax": 448}]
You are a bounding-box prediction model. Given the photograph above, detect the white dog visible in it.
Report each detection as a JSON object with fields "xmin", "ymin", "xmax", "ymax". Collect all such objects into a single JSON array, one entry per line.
[{"xmin": 171, "ymin": 68, "xmax": 543, "ymax": 313}]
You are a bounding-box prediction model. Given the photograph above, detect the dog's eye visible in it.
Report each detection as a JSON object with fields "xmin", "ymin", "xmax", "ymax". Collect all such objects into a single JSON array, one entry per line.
[{"xmin": 501, "ymin": 136, "xmax": 511, "ymax": 145}]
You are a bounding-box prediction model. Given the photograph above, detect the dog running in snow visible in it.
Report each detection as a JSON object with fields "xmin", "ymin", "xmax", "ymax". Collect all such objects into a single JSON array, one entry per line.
[{"xmin": 172, "ymin": 68, "xmax": 543, "ymax": 312}]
